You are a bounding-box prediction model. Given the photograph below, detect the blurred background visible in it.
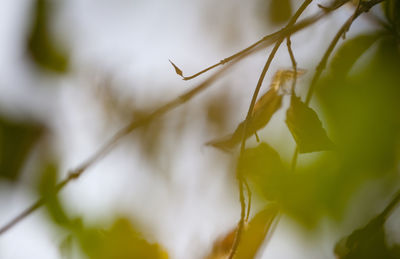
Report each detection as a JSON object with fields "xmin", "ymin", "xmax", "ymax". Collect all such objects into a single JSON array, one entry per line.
[{"xmin": 0, "ymin": 0, "xmax": 399, "ymax": 258}]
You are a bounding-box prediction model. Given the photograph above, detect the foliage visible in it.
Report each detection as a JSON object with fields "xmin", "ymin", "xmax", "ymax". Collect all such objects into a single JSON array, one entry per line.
[{"xmin": 1, "ymin": 0, "xmax": 400, "ymax": 259}]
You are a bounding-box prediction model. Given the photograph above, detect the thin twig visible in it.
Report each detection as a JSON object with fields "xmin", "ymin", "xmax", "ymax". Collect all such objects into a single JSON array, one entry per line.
[
  {"xmin": 227, "ymin": 1, "xmax": 313, "ymax": 258},
  {"xmin": 305, "ymin": 0, "xmax": 387, "ymax": 105},
  {"xmin": 179, "ymin": 32, "xmax": 281, "ymax": 80},
  {"xmin": 243, "ymin": 179, "xmax": 252, "ymax": 222},
  {"xmin": 381, "ymin": 189, "xmax": 400, "ymax": 221},
  {"xmin": 286, "ymin": 37, "xmax": 298, "ymax": 96},
  {"xmin": 0, "ymin": 58, "xmax": 236, "ymax": 235},
  {"xmin": 0, "ymin": 2, "xmax": 343, "ymax": 236},
  {"xmin": 174, "ymin": 0, "xmax": 343, "ymax": 81}
]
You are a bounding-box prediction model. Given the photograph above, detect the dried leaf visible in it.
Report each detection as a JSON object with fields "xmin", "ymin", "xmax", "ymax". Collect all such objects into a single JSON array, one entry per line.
[
  {"xmin": 204, "ymin": 203, "xmax": 279, "ymax": 259},
  {"xmin": 207, "ymin": 89, "xmax": 282, "ymax": 150},
  {"xmin": 234, "ymin": 203, "xmax": 279, "ymax": 259},
  {"xmin": 286, "ymin": 95, "xmax": 334, "ymax": 153},
  {"xmin": 204, "ymin": 228, "xmax": 236, "ymax": 259},
  {"xmin": 169, "ymin": 59, "xmax": 183, "ymax": 77}
]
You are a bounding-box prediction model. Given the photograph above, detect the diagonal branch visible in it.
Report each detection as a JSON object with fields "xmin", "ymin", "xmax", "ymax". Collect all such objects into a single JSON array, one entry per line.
[
  {"xmin": 172, "ymin": 0, "xmax": 342, "ymax": 81},
  {"xmin": 0, "ymin": 1, "xmax": 351, "ymax": 236}
]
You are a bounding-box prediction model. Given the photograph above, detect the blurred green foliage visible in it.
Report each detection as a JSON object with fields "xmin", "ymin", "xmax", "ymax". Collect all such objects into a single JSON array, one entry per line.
[
  {"xmin": 27, "ymin": 0, "xmax": 69, "ymax": 73},
  {"xmin": 268, "ymin": 0, "xmax": 293, "ymax": 25},
  {"xmin": 0, "ymin": 116, "xmax": 43, "ymax": 181},
  {"xmin": 238, "ymin": 2, "xmax": 400, "ymax": 231},
  {"xmin": 286, "ymin": 95, "xmax": 334, "ymax": 153},
  {"xmin": 38, "ymin": 164, "xmax": 169, "ymax": 259}
]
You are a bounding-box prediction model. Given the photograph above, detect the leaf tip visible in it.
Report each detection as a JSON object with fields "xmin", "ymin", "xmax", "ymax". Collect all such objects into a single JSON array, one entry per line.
[{"xmin": 169, "ymin": 59, "xmax": 183, "ymax": 77}]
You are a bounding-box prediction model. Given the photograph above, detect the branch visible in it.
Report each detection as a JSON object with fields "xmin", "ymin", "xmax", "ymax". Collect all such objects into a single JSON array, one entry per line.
[
  {"xmin": 0, "ymin": 0, "xmax": 346, "ymax": 236},
  {"xmin": 228, "ymin": 1, "xmax": 314, "ymax": 258},
  {"xmin": 170, "ymin": 0, "xmax": 341, "ymax": 81},
  {"xmin": 289, "ymin": 0, "xmax": 387, "ymax": 174},
  {"xmin": 305, "ymin": 0, "xmax": 387, "ymax": 105},
  {"xmin": 0, "ymin": 58, "xmax": 237, "ymax": 235}
]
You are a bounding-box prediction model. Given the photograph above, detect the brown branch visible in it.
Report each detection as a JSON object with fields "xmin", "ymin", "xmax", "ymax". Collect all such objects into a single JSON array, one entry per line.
[
  {"xmin": 228, "ymin": 1, "xmax": 314, "ymax": 258},
  {"xmin": 305, "ymin": 0, "xmax": 387, "ymax": 105},
  {"xmin": 243, "ymin": 178, "xmax": 252, "ymax": 222},
  {"xmin": 0, "ymin": 58, "xmax": 237, "ymax": 235},
  {"xmin": 173, "ymin": 0, "xmax": 343, "ymax": 81},
  {"xmin": 178, "ymin": 32, "xmax": 281, "ymax": 80},
  {"xmin": 0, "ymin": 1, "xmax": 343, "ymax": 236},
  {"xmin": 286, "ymin": 37, "xmax": 298, "ymax": 96},
  {"xmin": 289, "ymin": 0, "xmax": 387, "ymax": 176}
]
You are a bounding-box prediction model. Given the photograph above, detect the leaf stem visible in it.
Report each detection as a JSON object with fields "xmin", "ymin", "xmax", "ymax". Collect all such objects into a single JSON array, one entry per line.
[{"xmin": 228, "ymin": 1, "xmax": 313, "ymax": 258}]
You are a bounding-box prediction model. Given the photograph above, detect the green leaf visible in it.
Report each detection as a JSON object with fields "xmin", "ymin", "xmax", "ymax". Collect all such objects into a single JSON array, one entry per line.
[
  {"xmin": 0, "ymin": 116, "xmax": 43, "ymax": 180},
  {"xmin": 234, "ymin": 203, "xmax": 279, "ymax": 259},
  {"xmin": 27, "ymin": 0, "xmax": 69, "ymax": 73},
  {"xmin": 286, "ymin": 95, "xmax": 334, "ymax": 153},
  {"xmin": 79, "ymin": 218, "xmax": 169, "ymax": 259},
  {"xmin": 334, "ymin": 214, "xmax": 397, "ymax": 259},
  {"xmin": 238, "ymin": 142, "xmax": 286, "ymax": 200},
  {"xmin": 207, "ymin": 89, "xmax": 282, "ymax": 151},
  {"xmin": 38, "ymin": 163, "xmax": 70, "ymax": 226},
  {"xmin": 268, "ymin": 0, "xmax": 292, "ymax": 25},
  {"xmin": 382, "ymin": 0, "xmax": 400, "ymax": 35},
  {"xmin": 330, "ymin": 33, "xmax": 380, "ymax": 78}
]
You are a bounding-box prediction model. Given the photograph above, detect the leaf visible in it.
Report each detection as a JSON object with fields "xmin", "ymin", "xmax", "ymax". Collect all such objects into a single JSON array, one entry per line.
[
  {"xmin": 79, "ymin": 218, "xmax": 169, "ymax": 259},
  {"xmin": 238, "ymin": 142, "xmax": 286, "ymax": 200},
  {"xmin": 234, "ymin": 203, "xmax": 279, "ymax": 259},
  {"xmin": 204, "ymin": 228, "xmax": 236, "ymax": 259},
  {"xmin": 383, "ymin": 0, "xmax": 400, "ymax": 35},
  {"xmin": 169, "ymin": 59, "xmax": 183, "ymax": 77},
  {"xmin": 204, "ymin": 203, "xmax": 279, "ymax": 259},
  {"xmin": 268, "ymin": 0, "xmax": 292, "ymax": 25},
  {"xmin": 207, "ymin": 89, "xmax": 282, "ymax": 151},
  {"xmin": 38, "ymin": 163, "xmax": 70, "ymax": 226},
  {"xmin": 330, "ymin": 34, "xmax": 380, "ymax": 78},
  {"xmin": 286, "ymin": 95, "xmax": 334, "ymax": 153},
  {"xmin": 27, "ymin": 0, "xmax": 69, "ymax": 73},
  {"xmin": 0, "ymin": 116, "xmax": 43, "ymax": 180},
  {"xmin": 334, "ymin": 215, "xmax": 394, "ymax": 259}
]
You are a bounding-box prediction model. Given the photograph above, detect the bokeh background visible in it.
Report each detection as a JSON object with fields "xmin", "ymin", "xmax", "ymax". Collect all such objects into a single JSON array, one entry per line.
[{"xmin": 0, "ymin": 0, "xmax": 399, "ymax": 258}]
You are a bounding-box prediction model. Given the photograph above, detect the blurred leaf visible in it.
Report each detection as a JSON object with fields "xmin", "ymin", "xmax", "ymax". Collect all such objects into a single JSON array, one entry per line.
[
  {"xmin": 79, "ymin": 218, "xmax": 168, "ymax": 259},
  {"xmin": 39, "ymin": 163, "xmax": 70, "ymax": 226},
  {"xmin": 268, "ymin": 0, "xmax": 292, "ymax": 25},
  {"xmin": 234, "ymin": 203, "xmax": 279, "ymax": 259},
  {"xmin": 59, "ymin": 234, "xmax": 74, "ymax": 259},
  {"xmin": 382, "ymin": 0, "xmax": 400, "ymax": 35},
  {"xmin": 330, "ymin": 33, "xmax": 380, "ymax": 78},
  {"xmin": 238, "ymin": 142, "xmax": 286, "ymax": 200},
  {"xmin": 334, "ymin": 214, "xmax": 398, "ymax": 259},
  {"xmin": 27, "ymin": 0, "xmax": 69, "ymax": 73},
  {"xmin": 0, "ymin": 116, "xmax": 43, "ymax": 181},
  {"xmin": 286, "ymin": 95, "xmax": 334, "ymax": 153},
  {"xmin": 204, "ymin": 228, "xmax": 236, "ymax": 259},
  {"xmin": 207, "ymin": 89, "xmax": 282, "ymax": 151},
  {"xmin": 169, "ymin": 59, "xmax": 183, "ymax": 77},
  {"xmin": 204, "ymin": 203, "xmax": 279, "ymax": 259}
]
